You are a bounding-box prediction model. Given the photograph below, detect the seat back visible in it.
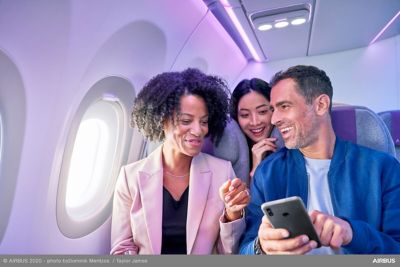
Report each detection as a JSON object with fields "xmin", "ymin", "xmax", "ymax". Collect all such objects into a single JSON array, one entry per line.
[
  {"xmin": 202, "ymin": 119, "xmax": 250, "ymax": 184},
  {"xmin": 331, "ymin": 105, "xmax": 396, "ymax": 157},
  {"xmin": 378, "ymin": 110, "xmax": 400, "ymax": 161}
]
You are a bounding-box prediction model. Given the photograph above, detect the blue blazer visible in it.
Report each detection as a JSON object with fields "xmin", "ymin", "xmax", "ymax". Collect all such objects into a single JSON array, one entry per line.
[{"xmin": 240, "ymin": 138, "xmax": 400, "ymax": 254}]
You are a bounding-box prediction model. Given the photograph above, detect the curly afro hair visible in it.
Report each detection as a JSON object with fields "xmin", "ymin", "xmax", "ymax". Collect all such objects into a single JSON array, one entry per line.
[{"xmin": 131, "ymin": 68, "xmax": 230, "ymax": 145}]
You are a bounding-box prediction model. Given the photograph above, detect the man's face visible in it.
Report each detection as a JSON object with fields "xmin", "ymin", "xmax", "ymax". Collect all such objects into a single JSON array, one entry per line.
[{"xmin": 270, "ymin": 78, "xmax": 319, "ymax": 149}]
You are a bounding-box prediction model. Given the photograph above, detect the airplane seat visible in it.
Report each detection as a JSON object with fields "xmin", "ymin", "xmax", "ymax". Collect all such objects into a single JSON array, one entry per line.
[
  {"xmin": 331, "ymin": 105, "xmax": 396, "ymax": 157},
  {"xmin": 202, "ymin": 119, "xmax": 250, "ymax": 184},
  {"xmin": 377, "ymin": 110, "xmax": 400, "ymax": 161},
  {"xmin": 270, "ymin": 126, "xmax": 285, "ymax": 151}
]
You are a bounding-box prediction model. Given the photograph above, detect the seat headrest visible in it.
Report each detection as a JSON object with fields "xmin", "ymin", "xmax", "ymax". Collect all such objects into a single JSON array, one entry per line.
[
  {"xmin": 202, "ymin": 119, "xmax": 250, "ymax": 184},
  {"xmin": 391, "ymin": 112, "xmax": 400, "ymax": 147},
  {"xmin": 270, "ymin": 127, "xmax": 285, "ymax": 150},
  {"xmin": 378, "ymin": 110, "xmax": 400, "ymax": 162},
  {"xmin": 378, "ymin": 110, "xmax": 400, "ymax": 147},
  {"xmin": 331, "ymin": 105, "xmax": 396, "ymax": 157}
]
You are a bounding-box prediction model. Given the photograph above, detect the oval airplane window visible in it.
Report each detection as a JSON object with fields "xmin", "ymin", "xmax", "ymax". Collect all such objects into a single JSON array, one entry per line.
[
  {"xmin": 65, "ymin": 100, "xmax": 121, "ymax": 219},
  {"xmin": 57, "ymin": 76, "xmax": 135, "ymax": 238}
]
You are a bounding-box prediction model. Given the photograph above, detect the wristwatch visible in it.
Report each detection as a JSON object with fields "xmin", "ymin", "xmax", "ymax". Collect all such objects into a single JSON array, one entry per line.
[{"xmin": 254, "ymin": 237, "xmax": 266, "ymax": 255}]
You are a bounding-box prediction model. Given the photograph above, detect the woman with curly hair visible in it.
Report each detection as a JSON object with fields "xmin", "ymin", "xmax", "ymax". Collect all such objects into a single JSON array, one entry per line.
[
  {"xmin": 111, "ymin": 68, "xmax": 249, "ymax": 255},
  {"xmin": 230, "ymin": 78, "xmax": 277, "ymax": 180}
]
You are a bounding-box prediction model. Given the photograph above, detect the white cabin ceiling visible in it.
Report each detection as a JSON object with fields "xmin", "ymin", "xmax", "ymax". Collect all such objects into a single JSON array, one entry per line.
[{"xmin": 205, "ymin": 0, "xmax": 400, "ymax": 61}]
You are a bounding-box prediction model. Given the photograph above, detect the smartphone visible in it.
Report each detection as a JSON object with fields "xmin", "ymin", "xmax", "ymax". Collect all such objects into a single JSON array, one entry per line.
[{"xmin": 261, "ymin": 196, "xmax": 321, "ymax": 248}]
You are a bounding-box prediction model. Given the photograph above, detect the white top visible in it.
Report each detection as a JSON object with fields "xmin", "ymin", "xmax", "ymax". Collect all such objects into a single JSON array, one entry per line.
[{"xmin": 304, "ymin": 157, "xmax": 342, "ymax": 255}]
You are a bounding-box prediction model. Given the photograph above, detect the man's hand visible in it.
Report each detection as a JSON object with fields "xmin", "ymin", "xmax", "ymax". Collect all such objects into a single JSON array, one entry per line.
[
  {"xmin": 309, "ymin": 210, "xmax": 353, "ymax": 249},
  {"xmin": 258, "ymin": 215, "xmax": 318, "ymax": 254}
]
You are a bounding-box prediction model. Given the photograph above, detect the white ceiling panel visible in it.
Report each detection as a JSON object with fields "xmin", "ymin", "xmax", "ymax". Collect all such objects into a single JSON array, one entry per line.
[{"xmin": 206, "ymin": 0, "xmax": 400, "ymax": 61}]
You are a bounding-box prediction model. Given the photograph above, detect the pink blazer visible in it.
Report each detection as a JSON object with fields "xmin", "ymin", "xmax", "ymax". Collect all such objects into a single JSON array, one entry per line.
[{"xmin": 110, "ymin": 145, "xmax": 245, "ymax": 255}]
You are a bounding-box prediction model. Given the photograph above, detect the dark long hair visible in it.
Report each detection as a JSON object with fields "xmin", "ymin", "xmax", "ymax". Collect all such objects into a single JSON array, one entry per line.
[
  {"xmin": 230, "ymin": 78, "xmax": 271, "ymax": 122},
  {"xmin": 229, "ymin": 78, "xmax": 272, "ymax": 164}
]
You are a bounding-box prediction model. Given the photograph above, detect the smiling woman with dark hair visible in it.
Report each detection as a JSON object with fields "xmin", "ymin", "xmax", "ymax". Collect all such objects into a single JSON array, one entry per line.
[
  {"xmin": 230, "ymin": 78, "xmax": 277, "ymax": 179},
  {"xmin": 111, "ymin": 68, "xmax": 250, "ymax": 255}
]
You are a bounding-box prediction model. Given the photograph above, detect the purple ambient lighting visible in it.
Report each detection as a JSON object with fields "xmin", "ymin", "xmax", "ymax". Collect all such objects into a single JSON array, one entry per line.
[
  {"xmin": 370, "ymin": 11, "xmax": 400, "ymax": 45},
  {"xmin": 222, "ymin": 3, "xmax": 262, "ymax": 61},
  {"xmin": 220, "ymin": 0, "xmax": 230, "ymax": 6}
]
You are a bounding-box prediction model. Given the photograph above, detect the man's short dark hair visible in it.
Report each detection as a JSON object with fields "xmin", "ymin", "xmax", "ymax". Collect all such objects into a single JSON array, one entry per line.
[{"xmin": 270, "ymin": 65, "xmax": 333, "ymax": 111}]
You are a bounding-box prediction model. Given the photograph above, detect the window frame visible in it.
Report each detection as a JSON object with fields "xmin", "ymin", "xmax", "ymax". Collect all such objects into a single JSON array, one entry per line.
[
  {"xmin": 57, "ymin": 76, "xmax": 135, "ymax": 238},
  {"xmin": 0, "ymin": 113, "xmax": 3, "ymax": 168}
]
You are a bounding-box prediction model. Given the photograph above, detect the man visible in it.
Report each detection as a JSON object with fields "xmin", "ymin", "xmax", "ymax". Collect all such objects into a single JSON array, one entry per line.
[{"xmin": 239, "ymin": 65, "xmax": 400, "ymax": 254}]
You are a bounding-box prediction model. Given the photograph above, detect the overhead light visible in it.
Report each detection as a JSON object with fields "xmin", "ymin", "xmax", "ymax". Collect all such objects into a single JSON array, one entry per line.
[
  {"xmin": 291, "ymin": 17, "xmax": 307, "ymax": 26},
  {"xmin": 274, "ymin": 20, "xmax": 289, "ymax": 28},
  {"xmin": 369, "ymin": 11, "xmax": 400, "ymax": 45},
  {"xmin": 257, "ymin": 23, "xmax": 273, "ymax": 31},
  {"xmin": 220, "ymin": 1, "xmax": 264, "ymax": 61},
  {"xmin": 251, "ymin": 4, "xmax": 311, "ymax": 32}
]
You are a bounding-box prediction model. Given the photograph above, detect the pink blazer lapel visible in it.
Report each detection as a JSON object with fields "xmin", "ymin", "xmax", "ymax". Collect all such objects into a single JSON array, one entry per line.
[
  {"xmin": 186, "ymin": 153, "xmax": 212, "ymax": 254},
  {"xmin": 137, "ymin": 146, "xmax": 163, "ymax": 254}
]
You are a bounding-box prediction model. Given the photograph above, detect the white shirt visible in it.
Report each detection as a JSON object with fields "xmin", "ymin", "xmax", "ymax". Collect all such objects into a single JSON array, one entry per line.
[{"xmin": 305, "ymin": 157, "xmax": 342, "ymax": 255}]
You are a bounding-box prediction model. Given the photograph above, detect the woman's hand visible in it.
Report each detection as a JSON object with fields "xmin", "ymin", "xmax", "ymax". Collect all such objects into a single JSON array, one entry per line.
[
  {"xmin": 250, "ymin": 138, "xmax": 277, "ymax": 177},
  {"xmin": 219, "ymin": 178, "xmax": 250, "ymax": 222}
]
